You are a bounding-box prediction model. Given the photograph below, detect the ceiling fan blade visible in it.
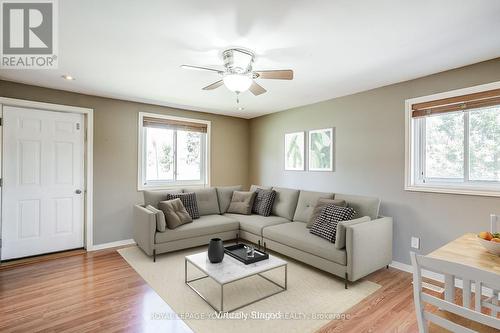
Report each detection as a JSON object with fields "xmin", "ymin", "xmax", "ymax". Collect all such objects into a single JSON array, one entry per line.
[
  {"xmin": 180, "ymin": 65, "xmax": 223, "ymax": 74},
  {"xmin": 202, "ymin": 80, "xmax": 224, "ymax": 90},
  {"xmin": 249, "ymin": 81, "xmax": 267, "ymax": 96},
  {"xmin": 254, "ymin": 69, "xmax": 293, "ymax": 80}
]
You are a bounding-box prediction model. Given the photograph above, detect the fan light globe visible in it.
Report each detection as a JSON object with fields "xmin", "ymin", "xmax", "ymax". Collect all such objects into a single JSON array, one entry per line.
[{"xmin": 223, "ymin": 74, "xmax": 252, "ymax": 92}]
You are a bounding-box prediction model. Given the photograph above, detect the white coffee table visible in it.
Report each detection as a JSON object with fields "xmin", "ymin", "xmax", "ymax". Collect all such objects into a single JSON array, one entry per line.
[{"xmin": 185, "ymin": 250, "xmax": 287, "ymax": 313}]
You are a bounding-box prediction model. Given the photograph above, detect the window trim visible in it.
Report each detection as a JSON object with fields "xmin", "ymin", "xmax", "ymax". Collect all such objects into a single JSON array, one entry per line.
[
  {"xmin": 137, "ymin": 112, "xmax": 211, "ymax": 191},
  {"xmin": 405, "ymin": 81, "xmax": 500, "ymax": 197}
]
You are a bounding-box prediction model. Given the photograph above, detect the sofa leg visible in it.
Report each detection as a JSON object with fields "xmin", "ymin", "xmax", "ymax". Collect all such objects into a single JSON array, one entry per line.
[
  {"xmin": 386, "ymin": 265, "xmax": 389, "ymax": 269},
  {"xmin": 345, "ymin": 273, "xmax": 348, "ymax": 289},
  {"xmin": 153, "ymin": 249, "xmax": 156, "ymax": 262}
]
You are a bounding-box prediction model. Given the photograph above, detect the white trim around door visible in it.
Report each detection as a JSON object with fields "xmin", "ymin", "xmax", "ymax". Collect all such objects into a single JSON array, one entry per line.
[{"xmin": 0, "ymin": 97, "xmax": 94, "ymax": 252}]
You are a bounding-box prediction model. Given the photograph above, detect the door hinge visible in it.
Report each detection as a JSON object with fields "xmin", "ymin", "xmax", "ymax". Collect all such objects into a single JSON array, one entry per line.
[
  {"xmin": 0, "ymin": 178, "xmax": 3, "ymax": 187},
  {"xmin": 0, "ymin": 118, "xmax": 3, "ymax": 126}
]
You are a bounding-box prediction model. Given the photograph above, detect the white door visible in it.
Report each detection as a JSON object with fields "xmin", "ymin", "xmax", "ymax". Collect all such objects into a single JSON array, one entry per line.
[{"xmin": 1, "ymin": 106, "xmax": 84, "ymax": 260}]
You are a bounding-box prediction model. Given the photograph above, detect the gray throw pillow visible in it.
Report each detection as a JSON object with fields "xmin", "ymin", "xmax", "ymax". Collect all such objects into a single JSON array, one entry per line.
[
  {"xmin": 166, "ymin": 192, "xmax": 200, "ymax": 219},
  {"xmin": 252, "ymin": 188, "xmax": 276, "ymax": 216},
  {"xmin": 307, "ymin": 198, "xmax": 347, "ymax": 228},
  {"xmin": 227, "ymin": 191, "xmax": 256, "ymax": 215},
  {"xmin": 146, "ymin": 205, "xmax": 167, "ymax": 232},
  {"xmin": 158, "ymin": 198, "xmax": 193, "ymax": 229},
  {"xmin": 310, "ymin": 204, "xmax": 356, "ymax": 243},
  {"xmin": 216, "ymin": 185, "xmax": 243, "ymax": 213}
]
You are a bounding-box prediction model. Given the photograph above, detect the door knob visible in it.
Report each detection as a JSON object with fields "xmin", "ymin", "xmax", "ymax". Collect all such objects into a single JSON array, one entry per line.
[{"xmin": 75, "ymin": 189, "xmax": 82, "ymax": 194}]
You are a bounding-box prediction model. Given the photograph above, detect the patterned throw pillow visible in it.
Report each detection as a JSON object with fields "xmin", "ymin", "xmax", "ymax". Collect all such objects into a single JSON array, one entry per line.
[
  {"xmin": 310, "ymin": 204, "xmax": 356, "ymax": 243},
  {"xmin": 166, "ymin": 192, "xmax": 200, "ymax": 219},
  {"xmin": 252, "ymin": 188, "xmax": 277, "ymax": 216}
]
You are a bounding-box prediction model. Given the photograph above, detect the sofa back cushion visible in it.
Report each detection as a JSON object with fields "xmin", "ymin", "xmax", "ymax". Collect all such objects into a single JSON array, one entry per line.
[
  {"xmin": 158, "ymin": 198, "xmax": 193, "ymax": 229},
  {"xmin": 334, "ymin": 193, "xmax": 380, "ymax": 219},
  {"xmin": 186, "ymin": 187, "xmax": 220, "ymax": 216},
  {"xmin": 143, "ymin": 189, "xmax": 182, "ymax": 208},
  {"xmin": 216, "ymin": 185, "xmax": 243, "ymax": 213},
  {"xmin": 250, "ymin": 184, "xmax": 272, "ymax": 192},
  {"xmin": 271, "ymin": 187, "xmax": 300, "ymax": 220},
  {"xmin": 293, "ymin": 190, "xmax": 334, "ymax": 223}
]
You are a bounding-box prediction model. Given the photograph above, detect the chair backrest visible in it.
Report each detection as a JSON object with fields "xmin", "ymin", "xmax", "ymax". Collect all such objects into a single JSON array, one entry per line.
[{"xmin": 410, "ymin": 252, "xmax": 500, "ymax": 333}]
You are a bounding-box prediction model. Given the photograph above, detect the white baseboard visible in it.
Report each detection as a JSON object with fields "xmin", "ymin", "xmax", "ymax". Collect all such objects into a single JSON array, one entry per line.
[
  {"xmin": 390, "ymin": 260, "xmax": 493, "ymax": 297},
  {"xmin": 88, "ymin": 239, "xmax": 136, "ymax": 251}
]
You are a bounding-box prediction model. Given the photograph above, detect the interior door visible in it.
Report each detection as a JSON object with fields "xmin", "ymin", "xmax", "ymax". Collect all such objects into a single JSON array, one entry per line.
[{"xmin": 1, "ymin": 106, "xmax": 84, "ymax": 260}]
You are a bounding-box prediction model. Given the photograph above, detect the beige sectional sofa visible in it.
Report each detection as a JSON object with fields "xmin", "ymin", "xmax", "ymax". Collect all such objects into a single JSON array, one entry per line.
[{"xmin": 133, "ymin": 185, "xmax": 393, "ymax": 287}]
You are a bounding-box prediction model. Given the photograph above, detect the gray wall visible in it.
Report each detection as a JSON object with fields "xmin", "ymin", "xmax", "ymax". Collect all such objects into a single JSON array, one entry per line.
[
  {"xmin": 0, "ymin": 80, "xmax": 250, "ymax": 245},
  {"xmin": 249, "ymin": 58, "xmax": 500, "ymax": 265}
]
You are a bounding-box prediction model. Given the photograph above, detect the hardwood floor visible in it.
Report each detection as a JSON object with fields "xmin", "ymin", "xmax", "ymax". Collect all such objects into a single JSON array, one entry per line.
[{"xmin": 0, "ymin": 247, "xmax": 481, "ymax": 333}]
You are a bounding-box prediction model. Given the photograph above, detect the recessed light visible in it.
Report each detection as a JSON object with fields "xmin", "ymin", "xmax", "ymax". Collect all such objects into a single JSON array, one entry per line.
[{"xmin": 61, "ymin": 75, "xmax": 75, "ymax": 81}]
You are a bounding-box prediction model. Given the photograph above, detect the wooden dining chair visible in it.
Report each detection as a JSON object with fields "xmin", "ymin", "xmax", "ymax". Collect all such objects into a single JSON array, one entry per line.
[{"xmin": 411, "ymin": 252, "xmax": 500, "ymax": 333}]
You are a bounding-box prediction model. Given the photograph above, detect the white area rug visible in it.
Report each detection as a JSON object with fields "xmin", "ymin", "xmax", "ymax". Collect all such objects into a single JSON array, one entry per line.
[{"xmin": 119, "ymin": 246, "xmax": 380, "ymax": 333}]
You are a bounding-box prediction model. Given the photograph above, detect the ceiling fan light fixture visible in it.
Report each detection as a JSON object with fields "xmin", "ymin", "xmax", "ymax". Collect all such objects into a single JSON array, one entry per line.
[{"xmin": 223, "ymin": 73, "xmax": 252, "ymax": 93}]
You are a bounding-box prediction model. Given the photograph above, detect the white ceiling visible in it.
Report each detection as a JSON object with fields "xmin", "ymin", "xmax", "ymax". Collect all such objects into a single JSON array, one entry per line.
[{"xmin": 1, "ymin": 0, "xmax": 500, "ymax": 118}]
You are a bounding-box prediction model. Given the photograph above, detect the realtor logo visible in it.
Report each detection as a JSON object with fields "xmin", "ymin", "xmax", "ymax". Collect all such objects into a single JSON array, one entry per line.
[{"xmin": 1, "ymin": 0, "xmax": 58, "ymax": 68}]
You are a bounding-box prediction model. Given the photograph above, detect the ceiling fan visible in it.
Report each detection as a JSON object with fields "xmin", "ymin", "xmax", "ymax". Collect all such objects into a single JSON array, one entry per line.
[{"xmin": 180, "ymin": 48, "xmax": 293, "ymax": 97}]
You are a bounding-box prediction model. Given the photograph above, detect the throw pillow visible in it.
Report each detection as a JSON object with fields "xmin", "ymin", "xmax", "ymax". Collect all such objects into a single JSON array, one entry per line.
[
  {"xmin": 166, "ymin": 192, "xmax": 200, "ymax": 219},
  {"xmin": 252, "ymin": 188, "xmax": 276, "ymax": 216},
  {"xmin": 145, "ymin": 205, "xmax": 167, "ymax": 232},
  {"xmin": 310, "ymin": 204, "xmax": 356, "ymax": 243},
  {"xmin": 158, "ymin": 198, "xmax": 193, "ymax": 229},
  {"xmin": 227, "ymin": 191, "xmax": 256, "ymax": 215},
  {"xmin": 307, "ymin": 198, "xmax": 347, "ymax": 228}
]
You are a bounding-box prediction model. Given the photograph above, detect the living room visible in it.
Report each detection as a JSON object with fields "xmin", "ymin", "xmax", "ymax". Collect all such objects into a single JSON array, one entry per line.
[{"xmin": 0, "ymin": 1, "xmax": 499, "ymax": 332}]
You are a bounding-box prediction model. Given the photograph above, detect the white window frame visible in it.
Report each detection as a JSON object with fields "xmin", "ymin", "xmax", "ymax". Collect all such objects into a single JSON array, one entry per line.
[
  {"xmin": 405, "ymin": 81, "xmax": 500, "ymax": 197},
  {"xmin": 137, "ymin": 112, "xmax": 210, "ymax": 190}
]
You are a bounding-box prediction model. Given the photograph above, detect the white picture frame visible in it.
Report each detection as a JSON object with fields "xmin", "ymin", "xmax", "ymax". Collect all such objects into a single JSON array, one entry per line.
[
  {"xmin": 284, "ymin": 131, "xmax": 305, "ymax": 171},
  {"xmin": 308, "ymin": 128, "xmax": 333, "ymax": 171}
]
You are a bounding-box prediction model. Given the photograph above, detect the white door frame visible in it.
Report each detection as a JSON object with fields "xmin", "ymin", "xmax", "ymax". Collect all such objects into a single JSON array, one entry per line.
[{"xmin": 0, "ymin": 97, "xmax": 94, "ymax": 251}]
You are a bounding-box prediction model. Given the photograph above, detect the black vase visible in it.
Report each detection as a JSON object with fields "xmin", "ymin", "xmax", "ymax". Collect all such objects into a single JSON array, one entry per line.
[{"xmin": 207, "ymin": 238, "xmax": 224, "ymax": 263}]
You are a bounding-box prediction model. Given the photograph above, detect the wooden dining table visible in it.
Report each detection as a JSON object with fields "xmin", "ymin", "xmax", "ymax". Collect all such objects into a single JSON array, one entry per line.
[{"xmin": 427, "ymin": 233, "xmax": 500, "ymax": 304}]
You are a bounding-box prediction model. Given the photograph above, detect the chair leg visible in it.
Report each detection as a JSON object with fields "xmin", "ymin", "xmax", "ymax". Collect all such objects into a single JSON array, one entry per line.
[
  {"xmin": 345, "ymin": 273, "xmax": 348, "ymax": 289},
  {"xmin": 153, "ymin": 249, "xmax": 156, "ymax": 262}
]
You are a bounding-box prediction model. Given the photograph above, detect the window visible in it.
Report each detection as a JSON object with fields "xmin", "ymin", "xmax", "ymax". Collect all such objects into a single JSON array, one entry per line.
[
  {"xmin": 406, "ymin": 84, "xmax": 500, "ymax": 196},
  {"xmin": 138, "ymin": 113, "xmax": 210, "ymax": 189}
]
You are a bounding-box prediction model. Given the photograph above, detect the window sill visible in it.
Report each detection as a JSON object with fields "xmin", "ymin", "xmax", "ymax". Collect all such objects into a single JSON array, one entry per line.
[
  {"xmin": 138, "ymin": 183, "xmax": 209, "ymax": 191},
  {"xmin": 405, "ymin": 185, "xmax": 500, "ymax": 198}
]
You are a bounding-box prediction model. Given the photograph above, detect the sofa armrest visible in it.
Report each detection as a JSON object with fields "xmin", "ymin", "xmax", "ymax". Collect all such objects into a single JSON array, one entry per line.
[
  {"xmin": 133, "ymin": 204, "xmax": 156, "ymax": 256},
  {"xmin": 345, "ymin": 216, "xmax": 393, "ymax": 282}
]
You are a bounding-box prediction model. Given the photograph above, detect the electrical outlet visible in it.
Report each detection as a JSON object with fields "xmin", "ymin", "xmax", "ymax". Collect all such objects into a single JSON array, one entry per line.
[{"xmin": 411, "ymin": 236, "xmax": 420, "ymax": 249}]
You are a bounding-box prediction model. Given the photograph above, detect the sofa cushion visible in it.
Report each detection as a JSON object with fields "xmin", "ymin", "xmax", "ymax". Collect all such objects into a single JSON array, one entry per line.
[
  {"xmin": 293, "ymin": 190, "xmax": 334, "ymax": 223},
  {"xmin": 224, "ymin": 213, "xmax": 290, "ymax": 236},
  {"xmin": 271, "ymin": 187, "xmax": 300, "ymax": 220},
  {"xmin": 263, "ymin": 222, "xmax": 346, "ymax": 265},
  {"xmin": 143, "ymin": 189, "xmax": 182, "ymax": 208},
  {"xmin": 252, "ymin": 188, "xmax": 277, "ymax": 216},
  {"xmin": 335, "ymin": 216, "xmax": 371, "ymax": 249},
  {"xmin": 310, "ymin": 204, "xmax": 356, "ymax": 242},
  {"xmin": 307, "ymin": 198, "xmax": 347, "ymax": 228},
  {"xmin": 186, "ymin": 187, "xmax": 220, "ymax": 216},
  {"xmin": 158, "ymin": 198, "xmax": 193, "ymax": 229},
  {"xmin": 334, "ymin": 194, "xmax": 380, "ymax": 219},
  {"xmin": 227, "ymin": 191, "xmax": 256, "ymax": 215},
  {"xmin": 145, "ymin": 205, "xmax": 167, "ymax": 232},
  {"xmin": 250, "ymin": 184, "xmax": 272, "ymax": 192},
  {"xmin": 216, "ymin": 185, "xmax": 243, "ymax": 213},
  {"xmin": 155, "ymin": 215, "xmax": 239, "ymax": 243},
  {"xmin": 166, "ymin": 192, "xmax": 200, "ymax": 219}
]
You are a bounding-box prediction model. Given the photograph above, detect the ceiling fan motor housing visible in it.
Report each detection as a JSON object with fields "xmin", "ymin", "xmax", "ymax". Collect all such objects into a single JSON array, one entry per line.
[{"xmin": 223, "ymin": 48, "xmax": 254, "ymax": 74}]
